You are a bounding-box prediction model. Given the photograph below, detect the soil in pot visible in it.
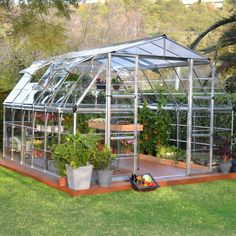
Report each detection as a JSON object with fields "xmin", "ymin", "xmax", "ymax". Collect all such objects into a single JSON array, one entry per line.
[
  {"xmin": 97, "ymin": 170, "xmax": 113, "ymax": 187},
  {"xmin": 113, "ymin": 85, "xmax": 120, "ymax": 90}
]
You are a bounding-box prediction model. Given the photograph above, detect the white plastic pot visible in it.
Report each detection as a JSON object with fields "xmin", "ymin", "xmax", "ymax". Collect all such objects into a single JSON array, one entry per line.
[{"xmin": 66, "ymin": 164, "xmax": 93, "ymax": 190}]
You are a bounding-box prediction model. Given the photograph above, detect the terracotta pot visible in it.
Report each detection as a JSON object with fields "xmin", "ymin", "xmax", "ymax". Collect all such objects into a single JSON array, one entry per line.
[
  {"xmin": 34, "ymin": 149, "xmax": 44, "ymax": 158},
  {"xmin": 59, "ymin": 176, "xmax": 67, "ymax": 187},
  {"xmin": 113, "ymin": 85, "xmax": 120, "ymax": 90}
]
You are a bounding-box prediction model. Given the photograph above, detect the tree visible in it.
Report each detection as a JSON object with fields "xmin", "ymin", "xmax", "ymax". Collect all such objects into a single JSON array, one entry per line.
[
  {"xmin": 190, "ymin": 10, "xmax": 236, "ymax": 91},
  {"xmin": 0, "ymin": 0, "xmax": 71, "ymax": 18},
  {"xmin": 190, "ymin": 12, "xmax": 236, "ymax": 50}
]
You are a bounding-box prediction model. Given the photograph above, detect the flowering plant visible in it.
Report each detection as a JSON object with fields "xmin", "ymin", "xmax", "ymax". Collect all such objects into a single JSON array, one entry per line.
[
  {"xmin": 121, "ymin": 139, "xmax": 134, "ymax": 153},
  {"xmin": 33, "ymin": 139, "xmax": 43, "ymax": 149},
  {"xmin": 36, "ymin": 113, "xmax": 57, "ymax": 125}
]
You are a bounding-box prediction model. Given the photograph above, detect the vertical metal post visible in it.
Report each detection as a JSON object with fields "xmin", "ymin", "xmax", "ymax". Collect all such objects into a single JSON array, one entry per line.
[
  {"xmin": 31, "ymin": 110, "xmax": 36, "ymax": 167},
  {"xmin": 209, "ymin": 62, "xmax": 215, "ymax": 172},
  {"xmin": 231, "ymin": 110, "xmax": 234, "ymax": 151},
  {"xmin": 186, "ymin": 59, "xmax": 193, "ymax": 175},
  {"xmin": 58, "ymin": 112, "xmax": 62, "ymax": 144},
  {"xmin": 176, "ymin": 108, "xmax": 180, "ymax": 148},
  {"xmin": 3, "ymin": 106, "xmax": 6, "ymax": 158},
  {"xmin": 73, "ymin": 112, "xmax": 77, "ymax": 135},
  {"xmin": 44, "ymin": 111, "xmax": 48, "ymax": 171},
  {"xmin": 20, "ymin": 109, "xmax": 25, "ymax": 164},
  {"xmin": 11, "ymin": 108, "xmax": 15, "ymax": 160},
  {"xmin": 105, "ymin": 53, "xmax": 112, "ymax": 148},
  {"xmin": 133, "ymin": 55, "xmax": 139, "ymax": 174}
]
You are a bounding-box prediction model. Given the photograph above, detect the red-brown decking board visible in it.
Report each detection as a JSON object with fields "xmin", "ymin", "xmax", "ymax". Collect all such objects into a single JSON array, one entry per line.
[{"xmin": 0, "ymin": 158, "xmax": 236, "ymax": 197}]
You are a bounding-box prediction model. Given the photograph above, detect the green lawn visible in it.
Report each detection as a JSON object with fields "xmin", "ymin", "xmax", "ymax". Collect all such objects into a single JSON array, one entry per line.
[{"xmin": 0, "ymin": 167, "xmax": 236, "ymax": 236}]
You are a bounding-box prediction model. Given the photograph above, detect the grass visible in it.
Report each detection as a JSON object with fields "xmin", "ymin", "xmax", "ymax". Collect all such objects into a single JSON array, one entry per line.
[{"xmin": 0, "ymin": 167, "xmax": 236, "ymax": 236}]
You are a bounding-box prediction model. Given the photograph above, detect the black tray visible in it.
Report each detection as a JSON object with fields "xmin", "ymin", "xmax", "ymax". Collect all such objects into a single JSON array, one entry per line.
[{"xmin": 129, "ymin": 173, "xmax": 160, "ymax": 192}]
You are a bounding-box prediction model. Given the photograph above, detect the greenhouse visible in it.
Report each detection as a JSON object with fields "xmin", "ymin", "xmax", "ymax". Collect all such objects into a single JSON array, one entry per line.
[{"xmin": 2, "ymin": 35, "xmax": 233, "ymax": 182}]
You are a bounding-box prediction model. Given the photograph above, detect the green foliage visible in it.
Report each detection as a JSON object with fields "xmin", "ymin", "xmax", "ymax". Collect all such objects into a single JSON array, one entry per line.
[
  {"xmin": 1, "ymin": 167, "xmax": 236, "ymax": 235},
  {"xmin": 138, "ymin": 101, "xmax": 172, "ymax": 156},
  {"xmin": 156, "ymin": 144, "xmax": 186, "ymax": 161},
  {"xmin": 51, "ymin": 132, "xmax": 101, "ymax": 169},
  {"xmin": 1, "ymin": 0, "xmax": 71, "ymax": 18},
  {"xmin": 12, "ymin": 13, "xmax": 68, "ymax": 56},
  {"xmin": 89, "ymin": 146, "xmax": 116, "ymax": 170},
  {"xmin": 224, "ymin": 75, "xmax": 236, "ymax": 93}
]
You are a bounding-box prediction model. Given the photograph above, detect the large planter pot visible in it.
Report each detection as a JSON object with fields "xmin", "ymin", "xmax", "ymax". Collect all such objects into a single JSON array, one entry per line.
[
  {"xmin": 97, "ymin": 169, "xmax": 113, "ymax": 187},
  {"xmin": 66, "ymin": 164, "xmax": 93, "ymax": 190},
  {"xmin": 219, "ymin": 161, "xmax": 232, "ymax": 174},
  {"xmin": 231, "ymin": 159, "xmax": 236, "ymax": 172}
]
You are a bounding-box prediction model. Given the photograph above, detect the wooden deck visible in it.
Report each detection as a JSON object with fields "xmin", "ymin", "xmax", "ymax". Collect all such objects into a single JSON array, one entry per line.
[{"xmin": 0, "ymin": 158, "xmax": 236, "ymax": 197}]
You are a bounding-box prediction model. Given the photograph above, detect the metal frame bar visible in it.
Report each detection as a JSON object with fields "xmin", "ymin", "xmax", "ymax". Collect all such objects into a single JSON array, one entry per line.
[
  {"xmin": 111, "ymin": 52, "xmax": 209, "ymax": 63},
  {"xmin": 105, "ymin": 53, "xmax": 112, "ymax": 147},
  {"xmin": 3, "ymin": 106, "xmax": 6, "ymax": 158},
  {"xmin": 11, "ymin": 108, "xmax": 15, "ymax": 160},
  {"xmin": 133, "ymin": 55, "xmax": 139, "ymax": 174},
  {"xmin": 209, "ymin": 62, "xmax": 215, "ymax": 172},
  {"xmin": 31, "ymin": 110, "xmax": 36, "ymax": 167},
  {"xmin": 186, "ymin": 59, "xmax": 193, "ymax": 175}
]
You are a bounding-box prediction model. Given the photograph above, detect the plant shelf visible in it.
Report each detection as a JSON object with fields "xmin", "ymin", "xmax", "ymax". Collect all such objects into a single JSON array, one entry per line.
[{"xmin": 88, "ymin": 121, "xmax": 143, "ymax": 132}]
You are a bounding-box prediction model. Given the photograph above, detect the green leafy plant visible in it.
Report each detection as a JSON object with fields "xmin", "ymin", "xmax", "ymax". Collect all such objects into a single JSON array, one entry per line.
[
  {"xmin": 52, "ymin": 132, "xmax": 101, "ymax": 173},
  {"xmin": 111, "ymin": 77, "xmax": 121, "ymax": 85},
  {"xmin": 89, "ymin": 146, "xmax": 116, "ymax": 170},
  {"xmin": 138, "ymin": 101, "xmax": 172, "ymax": 156},
  {"xmin": 156, "ymin": 144, "xmax": 186, "ymax": 161}
]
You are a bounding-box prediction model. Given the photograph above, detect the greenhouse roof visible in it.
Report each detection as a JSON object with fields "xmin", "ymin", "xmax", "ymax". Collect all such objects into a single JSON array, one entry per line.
[
  {"xmin": 20, "ymin": 35, "xmax": 209, "ymax": 74},
  {"xmin": 4, "ymin": 35, "xmax": 210, "ymax": 110}
]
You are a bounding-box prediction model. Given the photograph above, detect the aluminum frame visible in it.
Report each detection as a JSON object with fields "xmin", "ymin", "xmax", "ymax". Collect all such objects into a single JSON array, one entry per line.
[{"xmin": 2, "ymin": 35, "xmax": 233, "ymax": 177}]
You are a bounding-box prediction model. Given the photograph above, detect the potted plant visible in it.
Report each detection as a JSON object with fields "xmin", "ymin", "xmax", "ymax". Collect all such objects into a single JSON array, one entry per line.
[
  {"xmin": 231, "ymin": 136, "xmax": 236, "ymax": 172},
  {"xmin": 112, "ymin": 77, "xmax": 121, "ymax": 90},
  {"xmin": 33, "ymin": 139, "xmax": 44, "ymax": 158},
  {"xmin": 217, "ymin": 136, "xmax": 232, "ymax": 174},
  {"xmin": 51, "ymin": 146, "xmax": 68, "ymax": 187},
  {"xmin": 90, "ymin": 145, "xmax": 116, "ymax": 187},
  {"xmin": 52, "ymin": 132, "xmax": 100, "ymax": 190},
  {"xmin": 96, "ymin": 78, "xmax": 106, "ymax": 90}
]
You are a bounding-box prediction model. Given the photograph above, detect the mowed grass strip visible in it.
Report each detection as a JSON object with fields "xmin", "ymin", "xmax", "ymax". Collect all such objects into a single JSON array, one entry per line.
[{"xmin": 0, "ymin": 167, "xmax": 236, "ymax": 236}]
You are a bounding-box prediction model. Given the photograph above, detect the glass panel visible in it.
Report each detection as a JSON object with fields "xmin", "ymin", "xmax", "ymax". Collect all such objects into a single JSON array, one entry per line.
[
  {"xmin": 165, "ymin": 39, "xmax": 203, "ymax": 59},
  {"xmin": 10, "ymin": 126, "xmax": 21, "ymax": 162},
  {"xmin": 22, "ymin": 87, "xmax": 38, "ymax": 105},
  {"xmin": 34, "ymin": 70, "xmax": 69, "ymax": 106},
  {"xmin": 4, "ymin": 124, "xmax": 12, "ymax": 159},
  {"xmin": 14, "ymin": 74, "xmax": 32, "ymax": 90},
  {"xmin": 12, "ymin": 89, "xmax": 33, "ymax": 104},
  {"xmin": 137, "ymin": 44, "xmax": 175, "ymax": 57},
  {"xmin": 4, "ymin": 90, "xmax": 21, "ymax": 104},
  {"xmin": 64, "ymin": 61, "xmax": 103, "ymax": 108},
  {"xmin": 23, "ymin": 127, "xmax": 33, "ymax": 167}
]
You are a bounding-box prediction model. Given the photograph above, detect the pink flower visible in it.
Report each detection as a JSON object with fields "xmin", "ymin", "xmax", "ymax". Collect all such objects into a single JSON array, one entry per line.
[{"xmin": 127, "ymin": 139, "xmax": 134, "ymax": 145}]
